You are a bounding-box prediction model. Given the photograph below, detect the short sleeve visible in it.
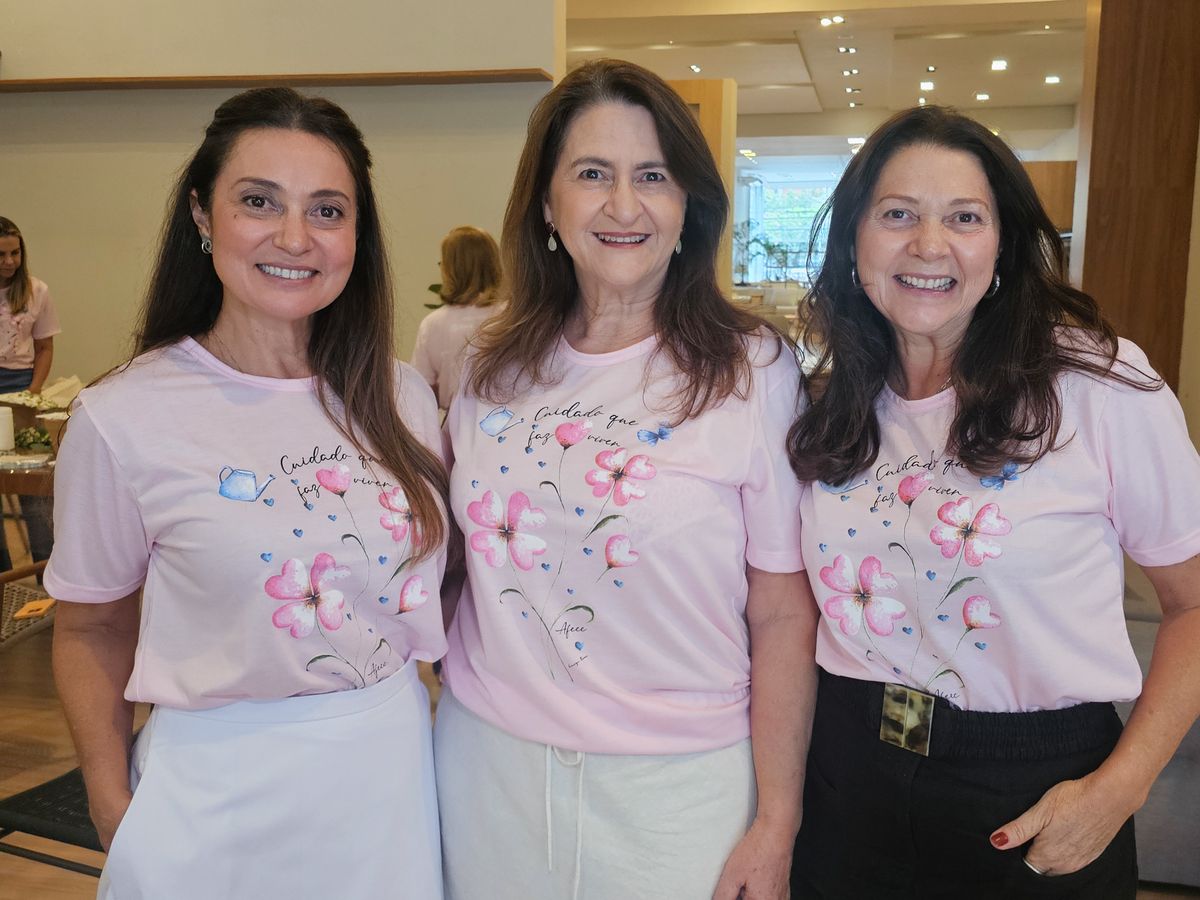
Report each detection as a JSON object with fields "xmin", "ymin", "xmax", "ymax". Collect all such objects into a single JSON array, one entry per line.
[
  {"xmin": 1099, "ymin": 344, "xmax": 1200, "ymax": 567},
  {"xmin": 741, "ymin": 343, "xmax": 806, "ymax": 573},
  {"xmin": 410, "ymin": 314, "xmax": 438, "ymax": 391},
  {"xmin": 31, "ymin": 281, "xmax": 62, "ymax": 340},
  {"xmin": 44, "ymin": 401, "xmax": 150, "ymax": 602}
]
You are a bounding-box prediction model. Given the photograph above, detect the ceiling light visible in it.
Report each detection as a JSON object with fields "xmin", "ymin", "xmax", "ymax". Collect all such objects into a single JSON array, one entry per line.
[
  {"xmin": 976, "ymin": 92, "xmax": 990, "ymax": 101},
  {"xmin": 833, "ymin": 16, "xmax": 845, "ymax": 23},
  {"xmin": 991, "ymin": 59, "xmax": 1008, "ymax": 71},
  {"xmin": 1045, "ymin": 74, "xmax": 1061, "ymax": 84},
  {"xmin": 739, "ymin": 149, "xmax": 757, "ymax": 158},
  {"xmin": 845, "ymin": 87, "xmax": 861, "ymax": 94},
  {"xmin": 847, "ymin": 137, "xmax": 866, "ymax": 145},
  {"xmin": 820, "ymin": 17, "xmax": 833, "ymax": 26},
  {"xmin": 848, "ymin": 47, "xmax": 857, "ymax": 53},
  {"xmin": 920, "ymin": 80, "xmax": 934, "ymax": 91},
  {"xmin": 689, "ymin": 64, "xmax": 702, "ymax": 73},
  {"xmin": 918, "ymin": 97, "xmax": 927, "ymax": 106},
  {"xmin": 842, "ymin": 69, "xmax": 852, "ymax": 76},
  {"xmin": 848, "ymin": 101, "xmax": 858, "ymax": 108},
  {"xmin": 1044, "ymin": 25, "xmax": 1051, "ymax": 30},
  {"xmin": 926, "ymin": 65, "xmax": 937, "ymax": 73},
  {"xmin": 850, "ymin": 146, "xmax": 861, "ymax": 155}
]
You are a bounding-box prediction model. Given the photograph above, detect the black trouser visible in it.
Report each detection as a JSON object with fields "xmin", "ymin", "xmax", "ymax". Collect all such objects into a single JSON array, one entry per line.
[{"xmin": 792, "ymin": 669, "xmax": 1137, "ymax": 899}]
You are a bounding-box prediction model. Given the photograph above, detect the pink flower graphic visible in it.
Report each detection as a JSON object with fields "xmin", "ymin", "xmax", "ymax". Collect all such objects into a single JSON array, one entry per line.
[
  {"xmin": 930, "ymin": 498, "xmax": 1011, "ymax": 566},
  {"xmin": 819, "ymin": 554, "xmax": 906, "ymax": 637},
  {"xmin": 604, "ymin": 534, "xmax": 639, "ymax": 569},
  {"xmin": 265, "ymin": 553, "xmax": 350, "ymax": 638},
  {"xmin": 555, "ymin": 420, "xmax": 593, "ymax": 448},
  {"xmin": 379, "ymin": 486, "xmax": 416, "ymax": 544},
  {"xmin": 584, "ymin": 448, "xmax": 656, "ymax": 506},
  {"xmin": 316, "ymin": 463, "xmax": 352, "ymax": 496},
  {"xmin": 898, "ymin": 472, "xmax": 932, "ymax": 506},
  {"xmin": 962, "ymin": 595, "xmax": 1002, "ymax": 629},
  {"xmin": 467, "ymin": 490, "xmax": 548, "ymax": 570},
  {"xmin": 397, "ymin": 575, "xmax": 428, "ymax": 613}
]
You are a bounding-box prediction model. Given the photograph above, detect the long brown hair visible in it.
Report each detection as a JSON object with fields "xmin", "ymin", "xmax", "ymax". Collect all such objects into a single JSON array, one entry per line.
[
  {"xmin": 439, "ymin": 226, "xmax": 502, "ymax": 307},
  {"xmin": 0, "ymin": 217, "xmax": 32, "ymax": 315},
  {"xmin": 468, "ymin": 59, "xmax": 770, "ymax": 419},
  {"xmin": 129, "ymin": 88, "xmax": 446, "ymax": 556},
  {"xmin": 788, "ymin": 105, "xmax": 1159, "ymax": 485}
]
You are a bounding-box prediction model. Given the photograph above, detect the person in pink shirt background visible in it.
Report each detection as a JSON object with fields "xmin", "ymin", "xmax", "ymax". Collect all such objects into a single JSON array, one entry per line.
[
  {"xmin": 47, "ymin": 88, "xmax": 449, "ymax": 899},
  {"xmin": 787, "ymin": 105, "xmax": 1200, "ymax": 898},
  {"xmin": 411, "ymin": 225, "xmax": 504, "ymax": 412},
  {"xmin": 434, "ymin": 60, "xmax": 819, "ymax": 900}
]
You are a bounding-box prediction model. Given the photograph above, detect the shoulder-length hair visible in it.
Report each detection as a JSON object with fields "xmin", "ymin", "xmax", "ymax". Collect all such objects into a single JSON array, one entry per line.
[
  {"xmin": 439, "ymin": 226, "xmax": 502, "ymax": 307},
  {"xmin": 468, "ymin": 59, "xmax": 770, "ymax": 420},
  {"xmin": 131, "ymin": 87, "xmax": 445, "ymax": 556},
  {"xmin": 787, "ymin": 105, "xmax": 1158, "ymax": 484},
  {"xmin": 0, "ymin": 217, "xmax": 33, "ymax": 315}
]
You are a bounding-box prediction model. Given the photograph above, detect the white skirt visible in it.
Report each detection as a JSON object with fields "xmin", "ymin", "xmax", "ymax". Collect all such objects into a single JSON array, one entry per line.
[
  {"xmin": 99, "ymin": 660, "xmax": 441, "ymax": 900},
  {"xmin": 433, "ymin": 689, "xmax": 756, "ymax": 900}
]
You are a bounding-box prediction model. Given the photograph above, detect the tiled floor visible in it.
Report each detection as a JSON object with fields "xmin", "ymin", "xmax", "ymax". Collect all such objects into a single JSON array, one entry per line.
[{"xmin": 0, "ymin": 510, "xmax": 1194, "ymax": 898}]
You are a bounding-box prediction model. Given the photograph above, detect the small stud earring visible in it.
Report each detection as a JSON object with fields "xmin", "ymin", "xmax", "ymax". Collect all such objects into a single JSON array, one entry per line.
[{"xmin": 200, "ymin": 237, "xmax": 213, "ymax": 255}]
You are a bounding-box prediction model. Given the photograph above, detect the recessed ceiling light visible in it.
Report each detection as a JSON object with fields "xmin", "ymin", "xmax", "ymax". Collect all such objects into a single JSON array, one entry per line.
[
  {"xmin": 920, "ymin": 81, "xmax": 934, "ymax": 91},
  {"xmin": 848, "ymin": 101, "xmax": 858, "ymax": 108},
  {"xmin": 1045, "ymin": 74, "xmax": 1061, "ymax": 84},
  {"xmin": 845, "ymin": 87, "xmax": 861, "ymax": 94},
  {"xmin": 820, "ymin": 16, "xmax": 833, "ymax": 26},
  {"xmin": 847, "ymin": 137, "xmax": 866, "ymax": 145},
  {"xmin": 976, "ymin": 92, "xmax": 990, "ymax": 101},
  {"xmin": 918, "ymin": 97, "xmax": 927, "ymax": 106},
  {"xmin": 926, "ymin": 65, "xmax": 937, "ymax": 73},
  {"xmin": 689, "ymin": 64, "xmax": 701, "ymax": 73},
  {"xmin": 738, "ymin": 149, "xmax": 757, "ymax": 158},
  {"xmin": 833, "ymin": 15, "xmax": 845, "ymax": 24},
  {"xmin": 668, "ymin": 40, "xmax": 674, "ymax": 45},
  {"xmin": 1044, "ymin": 24, "xmax": 1051, "ymax": 30},
  {"xmin": 842, "ymin": 69, "xmax": 852, "ymax": 76},
  {"xmin": 848, "ymin": 47, "xmax": 857, "ymax": 53},
  {"xmin": 991, "ymin": 59, "xmax": 1008, "ymax": 71}
]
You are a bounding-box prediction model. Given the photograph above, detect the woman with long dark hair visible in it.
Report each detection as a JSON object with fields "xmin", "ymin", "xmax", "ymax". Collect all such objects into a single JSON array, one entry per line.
[
  {"xmin": 47, "ymin": 88, "xmax": 448, "ymax": 898},
  {"xmin": 433, "ymin": 59, "xmax": 816, "ymax": 900},
  {"xmin": 788, "ymin": 105, "xmax": 1200, "ymax": 898}
]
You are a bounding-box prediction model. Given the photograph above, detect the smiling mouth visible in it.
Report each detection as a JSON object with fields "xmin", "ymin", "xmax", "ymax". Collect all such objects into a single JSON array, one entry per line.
[
  {"xmin": 896, "ymin": 274, "xmax": 955, "ymax": 291},
  {"xmin": 594, "ymin": 233, "xmax": 648, "ymax": 245},
  {"xmin": 258, "ymin": 264, "xmax": 316, "ymax": 280}
]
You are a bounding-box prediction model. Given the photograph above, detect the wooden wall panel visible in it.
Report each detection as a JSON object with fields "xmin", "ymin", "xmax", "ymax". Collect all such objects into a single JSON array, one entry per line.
[
  {"xmin": 1076, "ymin": 0, "xmax": 1200, "ymax": 389},
  {"xmin": 1023, "ymin": 161, "xmax": 1076, "ymax": 232}
]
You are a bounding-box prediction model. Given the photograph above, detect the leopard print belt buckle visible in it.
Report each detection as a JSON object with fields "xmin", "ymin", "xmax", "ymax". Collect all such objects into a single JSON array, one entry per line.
[{"xmin": 880, "ymin": 683, "xmax": 935, "ymax": 756}]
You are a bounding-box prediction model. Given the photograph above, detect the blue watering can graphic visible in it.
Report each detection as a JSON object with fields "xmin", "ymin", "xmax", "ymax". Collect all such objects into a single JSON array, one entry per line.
[
  {"xmin": 479, "ymin": 406, "xmax": 525, "ymax": 437},
  {"xmin": 218, "ymin": 467, "xmax": 276, "ymax": 502}
]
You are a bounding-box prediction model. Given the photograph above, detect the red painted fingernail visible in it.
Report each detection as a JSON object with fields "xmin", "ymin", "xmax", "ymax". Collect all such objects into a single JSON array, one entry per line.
[{"xmin": 991, "ymin": 832, "xmax": 1009, "ymax": 848}]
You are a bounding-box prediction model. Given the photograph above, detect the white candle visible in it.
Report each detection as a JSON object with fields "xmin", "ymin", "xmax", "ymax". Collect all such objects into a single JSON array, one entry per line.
[{"xmin": 0, "ymin": 407, "xmax": 14, "ymax": 451}]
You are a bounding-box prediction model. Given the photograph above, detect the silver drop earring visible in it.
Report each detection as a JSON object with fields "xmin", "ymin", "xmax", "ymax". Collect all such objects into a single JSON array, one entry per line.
[
  {"xmin": 201, "ymin": 237, "xmax": 213, "ymax": 255},
  {"xmin": 546, "ymin": 224, "xmax": 558, "ymax": 252},
  {"xmin": 850, "ymin": 265, "xmax": 861, "ymax": 288},
  {"xmin": 675, "ymin": 239, "xmax": 682, "ymax": 255},
  {"xmin": 985, "ymin": 272, "xmax": 1000, "ymax": 298}
]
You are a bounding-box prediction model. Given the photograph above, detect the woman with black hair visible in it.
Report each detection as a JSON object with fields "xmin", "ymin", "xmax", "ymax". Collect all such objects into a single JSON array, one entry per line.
[
  {"xmin": 788, "ymin": 105, "xmax": 1200, "ymax": 898},
  {"xmin": 47, "ymin": 88, "xmax": 448, "ymax": 899}
]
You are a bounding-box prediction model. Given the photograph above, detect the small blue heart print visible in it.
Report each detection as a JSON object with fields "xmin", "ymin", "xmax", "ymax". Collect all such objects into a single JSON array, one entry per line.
[
  {"xmin": 290, "ymin": 478, "xmax": 299, "ymax": 486},
  {"xmin": 583, "ymin": 547, "xmax": 593, "ymax": 556},
  {"xmin": 471, "ymin": 480, "xmax": 479, "ymax": 488},
  {"xmin": 293, "ymin": 528, "xmax": 303, "ymax": 538},
  {"xmin": 497, "ymin": 436, "xmax": 506, "ymax": 444},
  {"xmin": 575, "ymin": 507, "xmax": 585, "ymax": 517},
  {"xmin": 368, "ymin": 628, "xmax": 373, "ymax": 634},
  {"xmin": 818, "ymin": 543, "xmax": 828, "ymax": 552},
  {"xmin": 263, "ymin": 497, "xmax": 275, "ymax": 507},
  {"xmin": 974, "ymin": 641, "xmax": 988, "ymax": 650},
  {"xmin": 304, "ymin": 502, "xmax": 314, "ymax": 511},
  {"xmin": 378, "ymin": 556, "xmax": 388, "ymax": 565},
  {"xmin": 328, "ymin": 514, "xmax": 337, "ymax": 521},
  {"xmin": 877, "ymin": 485, "xmax": 884, "ymax": 493},
  {"xmin": 575, "ymin": 641, "xmax": 584, "ymax": 650},
  {"xmin": 925, "ymin": 570, "xmax": 937, "ymax": 581},
  {"xmin": 847, "ymin": 528, "xmax": 857, "ymax": 537},
  {"xmin": 260, "ymin": 552, "xmax": 272, "ymax": 562},
  {"xmin": 937, "ymin": 614, "xmax": 950, "ymax": 622},
  {"xmin": 892, "ymin": 667, "xmax": 902, "ymax": 675},
  {"xmin": 521, "ymin": 610, "xmax": 529, "ymax": 618},
  {"xmin": 524, "ymin": 446, "xmax": 533, "ymax": 455},
  {"xmin": 883, "ymin": 520, "xmax": 892, "ymax": 527},
  {"xmin": 378, "ymin": 596, "xmax": 388, "ymax": 604},
  {"xmin": 538, "ymin": 461, "xmax": 547, "ymax": 468},
  {"xmin": 500, "ymin": 465, "xmax": 509, "ymax": 474},
  {"xmin": 567, "ymin": 588, "xmax": 575, "ymax": 595},
  {"xmin": 613, "ymin": 579, "xmax": 624, "ymax": 588},
  {"xmin": 346, "ymin": 613, "xmax": 352, "ymax": 621},
  {"xmin": 541, "ymin": 563, "xmax": 552, "ymax": 571},
  {"xmin": 902, "ymin": 626, "xmax": 913, "ymax": 635},
  {"xmin": 840, "ymin": 495, "xmax": 850, "ymax": 502}
]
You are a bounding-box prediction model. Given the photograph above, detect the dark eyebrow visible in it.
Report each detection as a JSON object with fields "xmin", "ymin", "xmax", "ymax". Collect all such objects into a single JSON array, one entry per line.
[
  {"xmin": 876, "ymin": 193, "xmax": 991, "ymax": 208},
  {"xmin": 233, "ymin": 177, "xmax": 352, "ymax": 203},
  {"xmin": 567, "ymin": 156, "xmax": 669, "ymax": 171}
]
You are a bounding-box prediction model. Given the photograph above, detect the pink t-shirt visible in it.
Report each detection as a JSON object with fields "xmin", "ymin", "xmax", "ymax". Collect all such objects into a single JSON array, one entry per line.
[
  {"xmin": 0, "ymin": 277, "xmax": 61, "ymax": 369},
  {"xmin": 45, "ymin": 339, "xmax": 447, "ymax": 710},
  {"xmin": 410, "ymin": 303, "xmax": 502, "ymax": 410},
  {"xmin": 802, "ymin": 338, "xmax": 1200, "ymax": 713},
  {"xmin": 442, "ymin": 333, "xmax": 805, "ymax": 754}
]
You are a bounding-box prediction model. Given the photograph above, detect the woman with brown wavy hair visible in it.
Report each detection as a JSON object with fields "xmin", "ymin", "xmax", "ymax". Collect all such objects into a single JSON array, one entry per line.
[
  {"xmin": 788, "ymin": 105, "xmax": 1200, "ymax": 898},
  {"xmin": 434, "ymin": 59, "xmax": 817, "ymax": 900},
  {"xmin": 47, "ymin": 88, "xmax": 448, "ymax": 899}
]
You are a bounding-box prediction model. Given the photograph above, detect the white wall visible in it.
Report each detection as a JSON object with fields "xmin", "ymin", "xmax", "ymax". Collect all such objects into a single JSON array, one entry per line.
[{"xmin": 1178, "ymin": 116, "xmax": 1200, "ymax": 443}]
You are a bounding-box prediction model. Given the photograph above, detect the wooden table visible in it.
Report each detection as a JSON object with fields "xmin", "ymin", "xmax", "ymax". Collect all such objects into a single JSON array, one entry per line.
[{"xmin": 0, "ymin": 465, "xmax": 53, "ymax": 497}]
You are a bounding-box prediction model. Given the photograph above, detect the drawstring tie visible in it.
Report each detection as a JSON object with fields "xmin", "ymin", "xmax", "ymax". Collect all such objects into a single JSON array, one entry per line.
[{"xmin": 544, "ymin": 744, "xmax": 587, "ymax": 900}]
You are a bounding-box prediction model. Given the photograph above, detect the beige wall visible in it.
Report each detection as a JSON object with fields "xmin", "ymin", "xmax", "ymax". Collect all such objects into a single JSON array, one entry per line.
[
  {"xmin": 1179, "ymin": 115, "xmax": 1200, "ymax": 441},
  {"xmin": 0, "ymin": 2, "xmax": 559, "ymax": 381}
]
